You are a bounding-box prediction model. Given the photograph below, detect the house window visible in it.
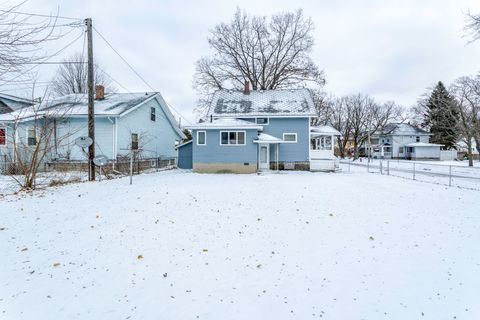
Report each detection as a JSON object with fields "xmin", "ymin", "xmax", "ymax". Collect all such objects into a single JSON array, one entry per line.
[
  {"xmin": 150, "ymin": 107, "xmax": 156, "ymax": 122},
  {"xmin": 220, "ymin": 131, "xmax": 246, "ymax": 145},
  {"xmin": 406, "ymin": 147, "xmax": 414, "ymax": 153},
  {"xmin": 399, "ymin": 147, "xmax": 404, "ymax": 154},
  {"xmin": 283, "ymin": 133, "xmax": 297, "ymax": 143},
  {"xmin": 416, "ymin": 136, "xmax": 420, "ymax": 142},
  {"xmin": 27, "ymin": 127, "xmax": 37, "ymax": 146},
  {"xmin": 131, "ymin": 133, "xmax": 139, "ymax": 150},
  {"xmin": 197, "ymin": 131, "xmax": 206, "ymax": 145},
  {"xmin": 0, "ymin": 128, "xmax": 5, "ymax": 145},
  {"xmin": 310, "ymin": 136, "xmax": 332, "ymax": 150},
  {"xmin": 256, "ymin": 118, "xmax": 269, "ymax": 125}
]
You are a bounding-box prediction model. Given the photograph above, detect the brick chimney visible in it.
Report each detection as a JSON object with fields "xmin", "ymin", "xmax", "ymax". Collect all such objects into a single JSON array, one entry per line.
[
  {"xmin": 243, "ymin": 81, "xmax": 250, "ymax": 95},
  {"xmin": 95, "ymin": 85, "xmax": 105, "ymax": 100}
]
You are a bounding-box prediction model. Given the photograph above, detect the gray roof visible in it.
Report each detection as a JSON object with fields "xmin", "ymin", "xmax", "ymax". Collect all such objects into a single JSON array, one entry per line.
[
  {"xmin": 37, "ymin": 92, "xmax": 157, "ymax": 116},
  {"xmin": 208, "ymin": 88, "xmax": 315, "ymax": 117},
  {"xmin": 381, "ymin": 123, "xmax": 430, "ymax": 136},
  {"xmin": 0, "ymin": 93, "xmax": 34, "ymax": 114}
]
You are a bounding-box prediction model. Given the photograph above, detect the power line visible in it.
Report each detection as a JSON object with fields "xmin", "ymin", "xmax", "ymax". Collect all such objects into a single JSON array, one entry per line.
[
  {"xmin": 92, "ymin": 26, "xmax": 192, "ymax": 125},
  {"xmin": 0, "ymin": 9, "xmax": 82, "ymax": 21}
]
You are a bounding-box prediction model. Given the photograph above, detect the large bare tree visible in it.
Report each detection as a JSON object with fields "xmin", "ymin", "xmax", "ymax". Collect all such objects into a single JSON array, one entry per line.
[
  {"xmin": 194, "ymin": 8, "xmax": 325, "ymax": 114},
  {"xmin": 51, "ymin": 52, "xmax": 116, "ymax": 96},
  {"xmin": 450, "ymin": 76, "xmax": 480, "ymax": 166}
]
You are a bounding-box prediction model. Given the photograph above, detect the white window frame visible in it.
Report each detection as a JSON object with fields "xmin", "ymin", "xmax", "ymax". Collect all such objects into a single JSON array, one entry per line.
[
  {"xmin": 26, "ymin": 126, "xmax": 37, "ymax": 146},
  {"xmin": 283, "ymin": 133, "xmax": 297, "ymax": 143},
  {"xmin": 219, "ymin": 131, "xmax": 246, "ymax": 146},
  {"xmin": 0, "ymin": 127, "xmax": 6, "ymax": 146},
  {"xmin": 255, "ymin": 117, "xmax": 269, "ymax": 125},
  {"xmin": 196, "ymin": 130, "xmax": 206, "ymax": 146}
]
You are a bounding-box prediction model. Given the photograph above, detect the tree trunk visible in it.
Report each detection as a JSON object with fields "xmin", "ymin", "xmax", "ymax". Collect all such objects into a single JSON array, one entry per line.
[{"xmin": 467, "ymin": 139, "xmax": 473, "ymax": 167}]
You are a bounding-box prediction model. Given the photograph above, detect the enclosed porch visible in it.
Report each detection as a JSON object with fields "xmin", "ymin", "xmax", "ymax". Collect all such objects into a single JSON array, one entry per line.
[{"xmin": 309, "ymin": 125, "xmax": 341, "ymax": 172}]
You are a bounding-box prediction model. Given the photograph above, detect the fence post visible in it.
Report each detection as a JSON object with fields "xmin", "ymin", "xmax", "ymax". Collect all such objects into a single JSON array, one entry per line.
[
  {"xmin": 387, "ymin": 160, "xmax": 390, "ymax": 175},
  {"xmin": 413, "ymin": 162, "xmax": 416, "ymax": 180},
  {"xmin": 348, "ymin": 160, "xmax": 351, "ymax": 173},
  {"xmin": 367, "ymin": 158, "xmax": 370, "ymax": 173},
  {"xmin": 129, "ymin": 152, "xmax": 133, "ymax": 185},
  {"xmin": 449, "ymin": 165, "xmax": 452, "ymax": 187}
]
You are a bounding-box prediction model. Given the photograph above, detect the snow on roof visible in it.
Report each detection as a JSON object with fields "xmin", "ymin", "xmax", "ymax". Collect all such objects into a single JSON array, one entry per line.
[
  {"xmin": 405, "ymin": 142, "xmax": 443, "ymax": 147},
  {"xmin": 37, "ymin": 92, "xmax": 157, "ymax": 116},
  {"xmin": 255, "ymin": 133, "xmax": 283, "ymax": 143},
  {"xmin": 382, "ymin": 123, "xmax": 430, "ymax": 135},
  {"xmin": 310, "ymin": 125, "xmax": 341, "ymax": 136},
  {"xmin": 186, "ymin": 118, "xmax": 263, "ymax": 130},
  {"xmin": 0, "ymin": 93, "xmax": 35, "ymax": 112},
  {"xmin": 0, "ymin": 92, "xmax": 156, "ymax": 122},
  {"xmin": 208, "ymin": 88, "xmax": 315, "ymax": 117}
]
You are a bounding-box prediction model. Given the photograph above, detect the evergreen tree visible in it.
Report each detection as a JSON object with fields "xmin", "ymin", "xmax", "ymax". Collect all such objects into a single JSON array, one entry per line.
[{"xmin": 423, "ymin": 81, "xmax": 459, "ymax": 149}]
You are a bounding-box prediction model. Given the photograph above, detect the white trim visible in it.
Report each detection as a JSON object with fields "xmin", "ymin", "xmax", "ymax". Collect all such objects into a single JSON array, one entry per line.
[
  {"xmin": 196, "ymin": 130, "xmax": 206, "ymax": 146},
  {"xmin": 258, "ymin": 143, "xmax": 270, "ymax": 170},
  {"xmin": 213, "ymin": 114, "xmax": 316, "ymax": 118},
  {"xmin": 255, "ymin": 117, "xmax": 269, "ymax": 125},
  {"xmin": 175, "ymin": 140, "xmax": 192, "ymax": 149},
  {"xmin": 283, "ymin": 132, "xmax": 297, "ymax": 143},
  {"xmin": 187, "ymin": 125, "xmax": 263, "ymax": 130},
  {"xmin": 219, "ymin": 130, "xmax": 246, "ymax": 146},
  {"xmin": 26, "ymin": 126, "xmax": 37, "ymax": 146}
]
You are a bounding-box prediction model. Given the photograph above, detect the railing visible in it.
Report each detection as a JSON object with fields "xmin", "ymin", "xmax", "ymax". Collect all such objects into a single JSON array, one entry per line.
[{"xmin": 340, "ymin": 158, "xmax": 480, "ymax": 190}]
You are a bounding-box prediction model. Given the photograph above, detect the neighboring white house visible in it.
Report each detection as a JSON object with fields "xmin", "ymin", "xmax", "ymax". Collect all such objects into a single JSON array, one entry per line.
[
  {"xmin": 0, "ymin": 86, "xmax": 185, "ymax": 164},
  {"xmin": 368, "ymin": 123, "xmax": 442, "ymax": 160}
]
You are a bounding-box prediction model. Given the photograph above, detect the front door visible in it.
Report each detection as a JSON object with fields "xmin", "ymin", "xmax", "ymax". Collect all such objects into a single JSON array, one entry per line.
[{"xmin": 259, "ymin": 144, "xmax": 269, "ymax": 170}]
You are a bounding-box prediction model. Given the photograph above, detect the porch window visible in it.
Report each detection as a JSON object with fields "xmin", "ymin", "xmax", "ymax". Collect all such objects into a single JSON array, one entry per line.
[
  {"xmin": 150, "ymin": 107, "xmax": 156, "ymax": 122},
  {"xmin": 406, "ymin": 147, "xmax": 414, "ymax": 153},
  {"xmin": 197, "ymin": 131, "xmax": 206, "ymax": 145},
  {"xmin": 283, "ymin": 133, "xmax": 297, "ymax": 143},
  {"xmin": 0, "ymin": 128, "xmax": 5, "ymax": 145},
  {"xmin": 220, "ymin": 131, "xmax": 246, "ymax": 145},
  {"xmin": 311, "ymin": 136, "xmax": 332, "ymax": 150},
  {"xmin": 27, "ymin": 127, "xmax": 37, "ymax": 146},
  {"xmin": 131, "ymin": 133, "xmax": 139, "ymax": 150},
  {"xmin": 256, "ymin": 118, "xmax": 269, "ymax": 125}
]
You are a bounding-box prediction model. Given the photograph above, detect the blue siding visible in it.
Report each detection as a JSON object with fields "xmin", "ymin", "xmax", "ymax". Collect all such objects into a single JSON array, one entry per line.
[
  {"xmin": 238, "ymin": 117, "xmax": 310, "ymax": 162},
  {"xmin": 192, "ymin": 129, "xmax": 258, "ymax": 164},
  {"xmin": 177, "ymin": 141, "xmax": 193, "ymax": 169}
]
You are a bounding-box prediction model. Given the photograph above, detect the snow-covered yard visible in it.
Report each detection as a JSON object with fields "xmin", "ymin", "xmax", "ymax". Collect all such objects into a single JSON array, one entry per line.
[{"xmin": 1, "ymin": 170, "xmax": 479, "ymax": 319}]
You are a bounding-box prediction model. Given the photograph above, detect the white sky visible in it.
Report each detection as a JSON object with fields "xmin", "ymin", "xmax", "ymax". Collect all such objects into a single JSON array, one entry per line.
[{"xmin": 3, "ymin": 0, "xmax": 480, "ymax": 123}]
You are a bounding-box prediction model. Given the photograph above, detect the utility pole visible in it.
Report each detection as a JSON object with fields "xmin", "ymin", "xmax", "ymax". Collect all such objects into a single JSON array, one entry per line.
[{"xmin": 86, "ymin": 18, "xmax": 95, "ymax": 181}]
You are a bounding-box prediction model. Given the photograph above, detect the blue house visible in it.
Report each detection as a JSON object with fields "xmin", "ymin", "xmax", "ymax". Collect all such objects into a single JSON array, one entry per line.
[
  {"xmin": 0, "ymin": 86, "xmax": 185, "ymax": 164},
  {"xmin": 179, "ymin": 86, "xmax": 340, "ymax": 173}
]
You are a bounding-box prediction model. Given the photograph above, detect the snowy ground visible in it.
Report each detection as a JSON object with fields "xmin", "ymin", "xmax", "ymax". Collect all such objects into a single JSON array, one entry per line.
[{"xmin": 1, "ymin": 170, "xmax": 479, "ymax": 319}]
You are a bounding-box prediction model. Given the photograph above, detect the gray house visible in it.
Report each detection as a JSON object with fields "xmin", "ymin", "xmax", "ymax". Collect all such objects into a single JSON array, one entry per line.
[
  {"xmin": 179, "ymin": 86, "xmax": 340, "ymax": 173},
  {"xmin": 0, "ymin": 87, "xmax": 185, "ymax": 164},
  {"xmin": 369, "ymin": 123, "xmax": 442, "ymax": 160}
]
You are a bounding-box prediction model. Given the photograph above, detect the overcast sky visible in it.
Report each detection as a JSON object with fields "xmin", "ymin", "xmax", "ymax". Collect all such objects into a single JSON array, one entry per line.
[{"xmin": 5, "ymin": 0, "xmax": 480, "ymax": 123}]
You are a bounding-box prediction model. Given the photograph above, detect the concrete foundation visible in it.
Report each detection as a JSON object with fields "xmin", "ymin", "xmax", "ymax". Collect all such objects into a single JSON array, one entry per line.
[{"xmin": 193, "ymin": 162, "xmax": 257, "ymax": 174}]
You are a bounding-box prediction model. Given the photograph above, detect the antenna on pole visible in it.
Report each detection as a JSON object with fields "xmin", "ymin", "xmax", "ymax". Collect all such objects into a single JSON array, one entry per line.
[{"xmin": 85, "ymin": 17, "xmax": 95, "ymax": 181}]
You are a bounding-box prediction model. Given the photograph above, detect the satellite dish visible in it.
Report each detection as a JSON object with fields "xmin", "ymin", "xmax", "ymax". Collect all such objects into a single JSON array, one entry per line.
[
  {"xmin": 75, "ymin": 136, "xmax": 93, "ymax": 148},
  {"xmin": 93, "ymin": 155, "xmax": 109, "ymax": 167}
]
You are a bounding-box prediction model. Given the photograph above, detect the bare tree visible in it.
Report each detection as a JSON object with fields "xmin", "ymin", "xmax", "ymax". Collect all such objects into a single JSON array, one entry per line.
[
  {"xmin": 194, "ymin": 8, "xmax": 325, "ymax": 114},
  {"xmin": 0, "ymin": 2, "xmax": 73, "ymax": 81},
  {"xmin": 465, "ymin": 12, "xmax": 480, "ymax": 42},
  {"xmin": 51, "ymin": 52, "xmax": 116, "ymax": 96},
  {"xmin": 450, "ymin": 76, "xmax": 480, "ymax": 166}
]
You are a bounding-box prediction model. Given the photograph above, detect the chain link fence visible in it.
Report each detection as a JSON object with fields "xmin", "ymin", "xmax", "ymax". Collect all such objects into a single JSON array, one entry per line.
[{"xmin": 341, "ymin": 158, "xmax": 480, "ymax": 190}]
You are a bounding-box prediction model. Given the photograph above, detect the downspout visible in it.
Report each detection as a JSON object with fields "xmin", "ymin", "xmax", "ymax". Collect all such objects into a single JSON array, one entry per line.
[{"xmin": 107, "ymin": 116, "xmax": 117, "ymax": 170}]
